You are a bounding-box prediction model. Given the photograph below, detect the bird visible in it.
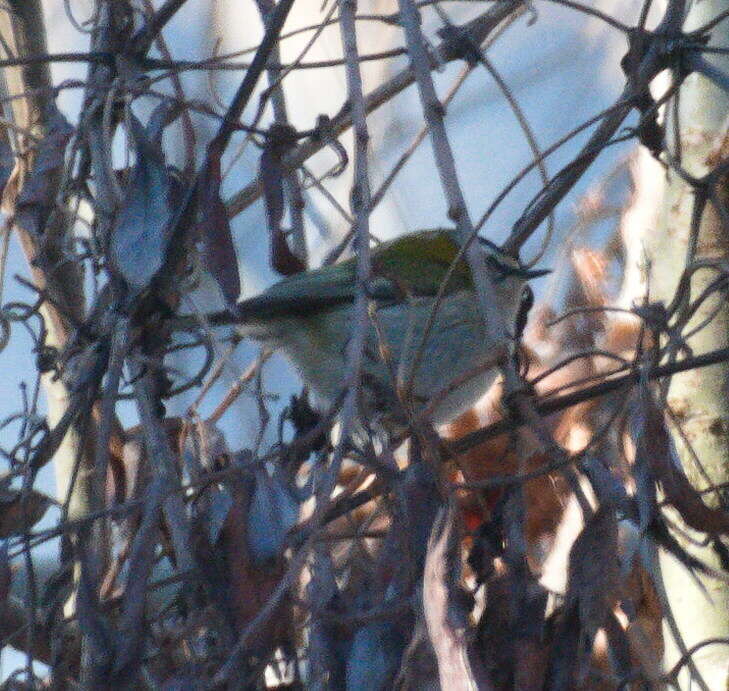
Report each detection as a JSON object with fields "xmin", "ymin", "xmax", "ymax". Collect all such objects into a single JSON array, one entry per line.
[{"xmin": 233, "ymin": 229, "xmax": 547, "ymax": 436}]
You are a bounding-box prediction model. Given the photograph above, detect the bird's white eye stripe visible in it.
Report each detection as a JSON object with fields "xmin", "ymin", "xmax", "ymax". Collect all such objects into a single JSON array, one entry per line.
[
  {"xmin": 477, "ymin": 238, "xmax": 550, "ymax": 280},
  {"xmin": 477, "ymin": 237, "xmax": 519, "ymax": 266}
]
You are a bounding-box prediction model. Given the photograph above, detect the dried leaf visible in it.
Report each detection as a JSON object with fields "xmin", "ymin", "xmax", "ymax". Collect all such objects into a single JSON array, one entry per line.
[
  {"xmin": 11, "ymin": 109, "xmax": 73, "ymax": 235},
  {"xmin": 545, "ymin": 506, "xmax": 620, "ymax": 690},
  {"xmin": 246, "ymin": 469, "xmax": 298, "ymax": 566},
  {"xmin": 0, "ymin": 135, "xmax": 14, "ymax": 201},
  {"xmin": 108, "ymin": 106, "xmax": 178, "ymax": 294},
  {"xmin": 259, "ymin": 124, "xmax": 305, "ymax": 276},
  {"xmin": 197, "ymin": 156, "xmax": 241, "ymax": 308},
  {"xmin": 259, "ymin": 139, "xmax": 284, "ymax": 235},
  {"xmin": 0, "ymin": 487, "xmax": 50, "ymax": 538},
  {"xmin": 218, "ymin": 472, "xmax": 291, "ymax": 651},
  {"xmin": 632, "ymin": 387, "xmax": 729, "ymax": 534},
  {"xmin": 423, "ymin": 502, "xmax": 494, "ymax": 690},
  {"xmin": 649, "ymin": 518, "xmax": 723, "ymax": 580},
  {"xmin": 569, "ymin": 506, "xmax": 620, "ymax": 643},
  {"xmin": 270, "ymin": 227, "xmax": 306, "ymax": 276},
  {"xmin": 0, "ymin": 542, "xmax": 10, "ymax": 605},
  {"xmin": 476, "ymin": 544, "xmax": 549, "ymax": 688},
  {"xmin": 445, "ymin": 406, "xmax": 565, "ymax": 569}
]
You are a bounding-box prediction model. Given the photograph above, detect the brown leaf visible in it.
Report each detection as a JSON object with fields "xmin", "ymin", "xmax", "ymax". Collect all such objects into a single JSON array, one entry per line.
[
  {"xmin": 108, "ymin": 108, "xmax": 179, "ymax": 294},
  {"xmin": 259, "ymin": 134, "xmax": 285, "ymax": 234},
  {"xmin": 10, "ymin": 109, "xmax": 73, "ymax": 236},
  {"xmin": 197, "ymin": 156, "xmax": 241, "ymax": 308},
  {"xmin": 217, "ymin": 469, "xmax": 291, "ymax": 654},
  {"xmin": 476, "ymin": 550, "xmax": 549, "ymax": 688},
  {"xmin": 0, "ymin": 135, "xmax": 14, "ymax": 202},
  {"xmin": 634, "ymin": 388, "xmax": 729, "ymax": 534},
  {"xmin": 0, "ymin": 487, "xmax": 50, "ymax": 538},
  {"xmin": 271, "ymin": 226, "xmax": 306, "ymax": 276},
  {"xmin": 445, "ymin": 404, "xmax": 566, "ymax": 570},
  {"xmin": 259, "ymin": 124, "xmax": 305, "ymax": 276},
  {"xmin": 568, "ymin": 506, "xmax": 620, "ymax": 644},
  {"xmin": 545, "ymin": 506, "xmax": 620, "ymax": 690}
]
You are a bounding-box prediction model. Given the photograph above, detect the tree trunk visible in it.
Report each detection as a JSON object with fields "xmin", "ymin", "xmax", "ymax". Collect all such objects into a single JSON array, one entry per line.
[
  {"xmin": 0, "ymin": 2, "xmax": 89, "ymax": 519},
  {"xmin": 643, "ymin": 2, "xmax": 729, "ymax": 686}
]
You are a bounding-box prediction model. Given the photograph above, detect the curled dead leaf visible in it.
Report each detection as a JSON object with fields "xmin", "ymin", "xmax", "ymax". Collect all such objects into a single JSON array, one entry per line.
[
  {"xmin": 0, "ymin": 486, "xmax": 51, "ymax": 538},
  {"xmin": 108, "ymin": 107, "xmax": 179, "ymax": 295},
  {"xmin": 196, "ymin": 157, "xmax": 241, "ymax": 308},
  {"xmin": 259, "ymin": 124, "xmax": 306, "ymax": 276},
  {"xmin": 10, "ymin": 109, "xmax": 73, "ymax": 235},
  {"xmin": 632, "ymin": 387, "xmax": 729, "ymax": 535},
  {"xmin": 545, "ymin": 505, "xmax": 620, "ymax": 689}
]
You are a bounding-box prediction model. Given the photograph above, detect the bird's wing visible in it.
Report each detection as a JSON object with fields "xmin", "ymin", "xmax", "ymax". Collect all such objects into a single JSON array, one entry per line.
[
  {"xmin": 236, "ymin": 229, "xmax": 467, "ymax": 320},
  {"xmin": 236, "ymin": 259, "xmax": 397, "ymax": 319},
  {"xmin": 370, "ymin": 229, "xmax": 469, "ymax": 296}
]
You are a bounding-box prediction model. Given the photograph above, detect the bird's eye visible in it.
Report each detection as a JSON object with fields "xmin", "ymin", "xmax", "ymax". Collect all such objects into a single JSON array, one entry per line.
[{"xmin": 485, "ymin": 255, "xmax": 509, "ymax": 282}]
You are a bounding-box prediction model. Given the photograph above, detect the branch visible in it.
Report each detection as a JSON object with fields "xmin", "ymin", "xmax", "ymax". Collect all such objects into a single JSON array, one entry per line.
[
  {"xmin": 128, "ymin": 0, "xmax": 190, "ymax": 54},
  {"xmin": 503, "ymin": 0, "xmax": 688, "ymax": 253},
  {"xmin": 224, "ymin": 0, "xmax": 525, "ymax": 219}
]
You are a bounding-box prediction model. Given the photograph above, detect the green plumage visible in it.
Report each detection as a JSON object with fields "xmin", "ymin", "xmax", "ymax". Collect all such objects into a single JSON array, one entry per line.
[
  {"xmin": 236, "ymin": 229, "xmax": 473, "ymax": 319},
  {"xmin": 231, "ymin": 228, "xmax": 540, "ymax": 430}
]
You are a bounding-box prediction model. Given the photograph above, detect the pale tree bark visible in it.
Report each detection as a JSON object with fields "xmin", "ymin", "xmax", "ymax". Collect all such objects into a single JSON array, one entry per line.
[
  {"xmin": 0, "ymin": 3, "xmax": 89, "ymax": 517},
  {"xmin": 637, "ymin": 1, "xmax": 729, "ymax": 686},
  {"xmin": 0, "ymin": 8, "xmax": 101, "ymax": 662}
]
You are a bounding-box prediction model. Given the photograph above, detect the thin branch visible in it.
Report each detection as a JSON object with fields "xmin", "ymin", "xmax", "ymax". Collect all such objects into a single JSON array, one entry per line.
[
  {"xmin": 128, "ymin": 0, "xmax": 189, "ymax": 53},
  {"xmin": 504, "ymin": 0, "xmax": 688, "ymax": 253},
  {"xmin": 224, "ymin": 0, "xmax": 525, "ymax": 219}
]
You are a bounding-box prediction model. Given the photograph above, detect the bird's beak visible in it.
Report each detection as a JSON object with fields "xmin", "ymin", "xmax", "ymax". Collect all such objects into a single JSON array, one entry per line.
[
  {"xmin": 520, "ymin": 267, "xmax": 551, "ymax": 280},
  {"xmin": 498, "ymin": 264, "xmax": 551, "ymax": 280}
]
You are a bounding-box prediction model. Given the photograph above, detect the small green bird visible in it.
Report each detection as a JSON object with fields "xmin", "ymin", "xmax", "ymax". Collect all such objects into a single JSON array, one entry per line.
[{"xmin": 235, "ymin": 229, "xmax": 546, "ymax": 433}]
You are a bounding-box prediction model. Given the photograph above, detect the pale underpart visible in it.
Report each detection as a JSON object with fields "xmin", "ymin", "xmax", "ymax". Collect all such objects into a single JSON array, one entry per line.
[{"xmin": 239, "ymin": 286, "xmax": 521, "ymax": 430}]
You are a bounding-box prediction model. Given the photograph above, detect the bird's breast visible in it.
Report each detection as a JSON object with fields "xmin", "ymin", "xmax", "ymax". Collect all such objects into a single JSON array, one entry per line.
[{"xmin": 243, "ymin": 290, "xmax": 514, "ymax": 426}]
